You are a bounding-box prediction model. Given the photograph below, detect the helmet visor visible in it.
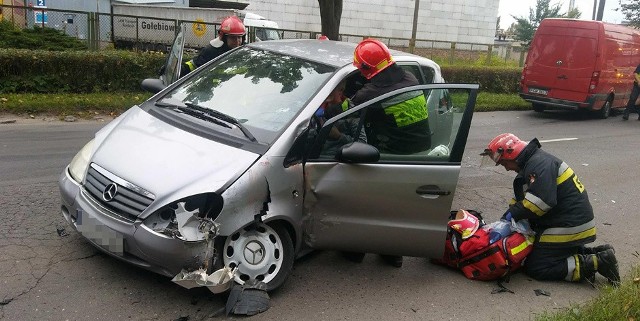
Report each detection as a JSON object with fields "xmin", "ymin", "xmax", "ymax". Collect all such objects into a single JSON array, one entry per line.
[{"xmin": 479, "ymin": 148, "xmax": 501, "ymax": 166}]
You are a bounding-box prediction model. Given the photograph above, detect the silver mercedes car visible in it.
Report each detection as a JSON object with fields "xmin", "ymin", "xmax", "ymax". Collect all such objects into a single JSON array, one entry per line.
[{"xmin": 59, "ymin": 33, "xmax": 479, "ymax": 292}]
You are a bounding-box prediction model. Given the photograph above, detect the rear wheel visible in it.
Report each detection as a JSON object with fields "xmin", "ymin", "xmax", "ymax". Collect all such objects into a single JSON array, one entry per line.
[
  {"xmin": 598, "ymin": 98, "xmax": 612, "ymax": 119},
  {"xmin": 223, "ymin": 222, "xmax": 294, "ymax": 291},
  {"xmin": 532, "ymin": 103, "xmax": 544, "ymax": 113}
]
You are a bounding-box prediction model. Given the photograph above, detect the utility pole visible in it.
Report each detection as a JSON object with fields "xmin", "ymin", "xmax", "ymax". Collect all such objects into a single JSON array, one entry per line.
[
  {"xmin": 592, "ymin": 0, "xmax": 597, "ymax": 20},
  {"xmin": 408, "ymin": 0, "xmax": 420, "ymax": 54},
  {"xmin": 596, "ymin": 0, "xmax": 606, "ymax": 20}
]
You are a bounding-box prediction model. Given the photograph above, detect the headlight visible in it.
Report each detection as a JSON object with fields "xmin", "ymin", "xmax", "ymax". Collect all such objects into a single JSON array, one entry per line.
[
  {"xmin": 142, "ymin": 193, "xmax": 223, "ymax": 241},
  {"xmin": 68, "ymin": 139, "xmax": 95, "ymax": 183}
]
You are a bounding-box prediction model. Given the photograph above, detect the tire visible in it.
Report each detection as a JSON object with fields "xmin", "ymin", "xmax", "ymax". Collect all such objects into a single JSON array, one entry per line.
[
  {"xmin": 598, "ymin": 98, "xmax": 612, "ymax": 119},
  {"xmin": 223, "ymin": 222, "xmax": 294, "ymax": 292},
  {"xmin": 532, "ymin": 103, "xmax": 544, "ymax": 113}
]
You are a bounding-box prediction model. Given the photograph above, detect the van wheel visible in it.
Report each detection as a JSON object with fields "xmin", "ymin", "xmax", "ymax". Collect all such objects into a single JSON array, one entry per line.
[
  {"xmin": 598, "ymin": 99, "xmax": 612, "ymax": 119},
  {"xmin": 532, "ymin": 103, "xmax": 544, "ymax": 113},
  {"xmin": 223, "ymin": 222, "xmax": 294, "ymax": 292}
]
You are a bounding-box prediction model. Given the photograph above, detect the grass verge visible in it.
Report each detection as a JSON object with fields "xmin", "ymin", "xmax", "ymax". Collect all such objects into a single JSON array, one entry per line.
[
  {"xmin": 536, "ymin": 265, "xmax": 640, "ymax": 321},
  {"xmin": 0, "ymin": 92, "xmax": 532, "ymax": 118},
  {"xmin": 0, "ymin": 92, "xmax": 153, "ymax": 118}
]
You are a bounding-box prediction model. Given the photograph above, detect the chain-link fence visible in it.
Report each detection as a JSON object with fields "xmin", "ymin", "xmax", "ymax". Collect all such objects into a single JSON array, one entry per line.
[{"xmin": 1, "ymin": 4, "xmax": 526, "ymax": 66}]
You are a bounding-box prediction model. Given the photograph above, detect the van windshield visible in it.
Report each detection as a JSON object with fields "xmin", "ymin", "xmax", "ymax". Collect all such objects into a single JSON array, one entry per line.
[
  {"xmin": 256, "ymin": 28, "xmax": 280, "ymax": 41},
  {"xmin": 160, "ymin": 47, "xmax": 335, "ymax": 143}
]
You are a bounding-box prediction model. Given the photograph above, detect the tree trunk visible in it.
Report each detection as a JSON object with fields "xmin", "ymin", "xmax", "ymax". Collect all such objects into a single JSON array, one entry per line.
[{"xmin": 318, "ymin": 0, "xmax": 342, "ymax": 40}]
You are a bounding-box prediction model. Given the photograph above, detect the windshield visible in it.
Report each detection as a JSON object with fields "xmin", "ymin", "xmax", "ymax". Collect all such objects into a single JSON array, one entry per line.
[{"xmin": 161, "ymin": 47, "xmax": 335, "ymax": 144}]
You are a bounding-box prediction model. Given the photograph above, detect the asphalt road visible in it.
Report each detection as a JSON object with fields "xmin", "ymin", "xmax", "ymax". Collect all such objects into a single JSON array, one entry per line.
[{"xmin": 1, "ymin": 110, "xmax": 639, "ymax": 321}]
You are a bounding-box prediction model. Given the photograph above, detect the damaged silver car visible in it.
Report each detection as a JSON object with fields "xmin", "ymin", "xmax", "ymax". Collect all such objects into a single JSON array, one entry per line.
[{"xmin": 58, "ymin": 33, "xmax": 479, "ymax": 293}]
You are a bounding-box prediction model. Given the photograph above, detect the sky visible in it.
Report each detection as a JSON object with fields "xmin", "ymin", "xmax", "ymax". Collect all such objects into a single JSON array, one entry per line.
[{"xmin": 498, "ymin": 0, "xmax": 625, "ymax": 29}]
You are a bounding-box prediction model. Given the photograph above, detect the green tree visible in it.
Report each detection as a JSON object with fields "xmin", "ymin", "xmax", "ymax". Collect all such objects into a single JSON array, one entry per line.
[
  {"xmin": 511, "ymin": 0, "xmax": 564, "ymax": 46},
  {"xmin": 619, "ymin": 0, "xmax": 640, "ymax": 28},
  {"xmin": 566, "ymin": 7, "xmax": 582, "ymax": 18},
  {"xmin": 318, "ymin": 0, "xmax": 342, "ymax": 40}
]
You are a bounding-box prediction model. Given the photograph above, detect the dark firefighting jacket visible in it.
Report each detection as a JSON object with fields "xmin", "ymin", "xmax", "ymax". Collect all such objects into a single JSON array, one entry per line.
[
  {"xmin": 180, "ymin": 38, "xmax": 230, "ymax": 78},
  {"xmin": 351, "ymin": 64, "xmax": 431, "ymax": 154},
  {"xmin": 509, "ymin": 139, "xmax": 596, "ymax": 248}
]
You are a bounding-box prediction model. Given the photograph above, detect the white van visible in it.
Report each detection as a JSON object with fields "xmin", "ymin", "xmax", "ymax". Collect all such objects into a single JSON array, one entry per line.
[{"xmin": 239, "ymin": 12, "xmax": 281, "ymax": 41}]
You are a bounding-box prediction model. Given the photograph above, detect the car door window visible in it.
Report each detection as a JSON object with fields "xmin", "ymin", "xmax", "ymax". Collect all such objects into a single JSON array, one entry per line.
[{"xmin": 306, "ymin": 84, "xmax": 476, "ymax": 163}]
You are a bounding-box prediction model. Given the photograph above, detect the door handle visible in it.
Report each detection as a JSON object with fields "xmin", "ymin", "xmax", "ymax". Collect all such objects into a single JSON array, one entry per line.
[
  {"xmin": 416, "ymin": 185, "xmax": 451, "ymax": 196},
  {"xmin": 557, "ymin": 75, "xmax": 567, "ymax": 80}
]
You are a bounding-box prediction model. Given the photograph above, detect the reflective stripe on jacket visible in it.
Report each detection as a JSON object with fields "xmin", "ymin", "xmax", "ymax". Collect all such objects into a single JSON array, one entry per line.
[{"xmin": 509, "ymin": 139, "xmax": 596, "ymax": 248}]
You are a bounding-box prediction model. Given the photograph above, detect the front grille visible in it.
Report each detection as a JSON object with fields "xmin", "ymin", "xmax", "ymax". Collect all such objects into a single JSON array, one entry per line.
[{"xmin": 83, "ymin": 164, "xmax": 155, "ymax": 221}]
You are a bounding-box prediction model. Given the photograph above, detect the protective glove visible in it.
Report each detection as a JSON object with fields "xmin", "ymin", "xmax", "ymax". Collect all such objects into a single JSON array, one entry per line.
[{"xmin": 503, "ymin": 211, "xmax": 513, "ymax": 221}]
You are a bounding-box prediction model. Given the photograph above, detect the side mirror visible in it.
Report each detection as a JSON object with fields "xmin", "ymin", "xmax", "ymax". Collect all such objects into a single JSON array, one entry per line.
[
  {"xmin": 141, "ymin": 78, "xmax": 166, "ymax": 94},
  {"xmin": 336, "ymin": 142, "xmax": 380, "ymax": 163}
]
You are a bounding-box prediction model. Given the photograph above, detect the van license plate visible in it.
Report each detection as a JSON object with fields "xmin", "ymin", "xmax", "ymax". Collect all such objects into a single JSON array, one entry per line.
[{"xmin": 529, "ymin": 88, "xmax": 548, "ymax": 95}]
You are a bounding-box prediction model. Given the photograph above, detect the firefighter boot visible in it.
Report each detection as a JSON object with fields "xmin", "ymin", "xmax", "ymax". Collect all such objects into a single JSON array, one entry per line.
[
  {"xmin": 580, "ymin": 249, "xmax": 620, "ymax": 286},
  {"xmin": 579, "ymin": 244, "xmax": 614, "ymax": 255}
]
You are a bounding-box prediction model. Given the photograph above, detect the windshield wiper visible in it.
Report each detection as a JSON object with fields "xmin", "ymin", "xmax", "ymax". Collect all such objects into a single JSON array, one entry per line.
[
  {"xmin": 184, "ymin": 102, "xmax": 257, "ymax": 142},
  {"xmin": 155, "ymin": 100, "xmax": 232, "ymax": 129}
]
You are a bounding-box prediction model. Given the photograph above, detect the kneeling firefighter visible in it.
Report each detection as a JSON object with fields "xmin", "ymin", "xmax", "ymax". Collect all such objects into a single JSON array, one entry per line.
[{"xmin": 481, "ymin": 133, "xmax": 620, "ymax": 285}]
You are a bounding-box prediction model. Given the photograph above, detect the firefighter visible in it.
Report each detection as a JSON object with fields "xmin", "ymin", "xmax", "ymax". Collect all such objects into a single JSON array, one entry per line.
[
  {"xmin": 342, "ymin": 39, "xmax": 431, "ymax": 268},
  {"xmin": 180, "ymin": 16, "xmax": 246, "ymax": 78},
  {"xmin": 481, "ymin": 133, "xmax": 620, "ymax": 285},
  {"xmin": 350, "ymin": 38, "xmax": 431, "ymax": 154}
]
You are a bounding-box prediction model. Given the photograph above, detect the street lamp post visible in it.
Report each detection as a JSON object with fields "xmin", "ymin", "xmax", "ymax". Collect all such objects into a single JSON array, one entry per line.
[{"xmin": 408, "ymin": 0, "xmax": 420, "ymax": 54}]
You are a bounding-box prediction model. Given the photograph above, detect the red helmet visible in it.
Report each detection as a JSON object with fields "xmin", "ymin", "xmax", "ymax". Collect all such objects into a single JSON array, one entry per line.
[
  {"xmin": 448, "ymin": 209, "xmax": 480, "ymax": 239},
  {"xmin": 353, "ymin": 38, "xmax": 395, "ymax": 79},
  {"xmin": 219, "ymin": 16, "xmax": 246, "ymax": 37},
  {"xmin": 481, "ymin": 133, "xmax": 528, "ymax": 163}
]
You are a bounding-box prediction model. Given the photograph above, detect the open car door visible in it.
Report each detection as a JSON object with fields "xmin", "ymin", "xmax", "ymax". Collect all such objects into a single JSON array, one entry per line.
[
  {"xmin": 303, "ymin": 83, "xmax": 478, "ymax": 258},
  {"xmin": 160, "ymin": 23, "xmax": 186, "ymax": 86}
]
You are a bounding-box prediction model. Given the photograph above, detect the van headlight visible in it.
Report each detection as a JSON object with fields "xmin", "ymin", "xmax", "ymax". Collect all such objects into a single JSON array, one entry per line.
[{"xmin": 68, "ymin": 139, "xmax": 95, "ymax": 183}]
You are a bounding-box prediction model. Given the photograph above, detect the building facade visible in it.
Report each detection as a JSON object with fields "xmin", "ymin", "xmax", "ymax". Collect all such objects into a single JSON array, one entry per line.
[{"xmin": 236, "ymin": 0, "xmax": 500, "ymax": 45}]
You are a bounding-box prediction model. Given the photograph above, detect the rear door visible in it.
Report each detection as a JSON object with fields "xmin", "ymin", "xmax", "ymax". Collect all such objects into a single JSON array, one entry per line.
[
  {"xmin": 303, "ymin": 84, "xmax": 478, "ymax": 258},
  {"xmin": 525, "ymin": 21, "xmax": 598, "ymax": 100}
]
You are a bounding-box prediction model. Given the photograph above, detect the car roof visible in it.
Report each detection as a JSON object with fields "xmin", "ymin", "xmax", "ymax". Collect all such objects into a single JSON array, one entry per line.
[{"xmin": 246, "ymin": 39, "xmax": 426, "ymax": 69}]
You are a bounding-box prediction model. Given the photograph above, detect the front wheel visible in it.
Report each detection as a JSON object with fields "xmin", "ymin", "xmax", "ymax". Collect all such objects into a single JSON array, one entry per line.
[{"xmin": 223, "ymin": 222, "xmax": 294, "ymax": 291}]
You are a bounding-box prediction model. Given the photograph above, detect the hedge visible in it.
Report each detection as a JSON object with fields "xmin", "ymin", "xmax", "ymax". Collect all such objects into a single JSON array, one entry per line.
[
  {"xmin": 0, "ymin": 49, "xmax": 522, "ymax": 94},
  {"xmin": 441, "ymin": 65, "xmax": 521, "ymax": 94},
  {"xmin": 0, "ymin": 49, "xmax": 166, "ymax": 93}
]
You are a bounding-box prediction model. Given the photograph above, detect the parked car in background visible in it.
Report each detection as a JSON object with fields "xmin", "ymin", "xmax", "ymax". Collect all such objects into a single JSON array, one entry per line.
[
  {"xmin": 520, "ymin": 18, "xmax": 640, "ymax": 118},
  {"xmin": 58, "ymin": 35, "xmax": 479, "ymax": 293}
]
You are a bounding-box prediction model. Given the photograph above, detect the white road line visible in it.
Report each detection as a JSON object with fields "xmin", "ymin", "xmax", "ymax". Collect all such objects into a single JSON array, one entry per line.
[{"xmin": 538, "ymin": 138, "xmax": 578, "ymax": 143}]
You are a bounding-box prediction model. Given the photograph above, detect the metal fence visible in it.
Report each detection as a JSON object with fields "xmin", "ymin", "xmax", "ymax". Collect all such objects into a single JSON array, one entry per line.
[{"xmin": 1, "ymin": 4, "xmax": 526, "ymax": 66}]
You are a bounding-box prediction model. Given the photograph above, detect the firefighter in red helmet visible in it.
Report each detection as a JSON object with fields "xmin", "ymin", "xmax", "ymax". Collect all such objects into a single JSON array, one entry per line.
[
  {"xmin": 343, "ymin": 39, "xmax": 431, "ymax": 268},
  {"xmin": 481, "ymin": 133, "xmax": 620, "ymax": 286},
  {"xmin": 180, "ymin": 16, "xmax": 246, "ymax": 77},
  {"xmin": 351, "ymin": 38, "xmax": 431, "ymax": 155}
]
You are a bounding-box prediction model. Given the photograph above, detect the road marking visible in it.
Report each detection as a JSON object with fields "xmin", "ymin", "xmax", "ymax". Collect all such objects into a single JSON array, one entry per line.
[{"xmin": 538, "ymin": 138, "xmax": 578, "ymax": 143}]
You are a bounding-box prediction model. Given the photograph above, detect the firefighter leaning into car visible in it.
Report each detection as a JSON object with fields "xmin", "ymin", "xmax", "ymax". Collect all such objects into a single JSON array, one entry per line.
[
  {"xmin": 342, "ymin": 39, "xmax": 431, "ymax": 268},
  {"xmin": 179, "ymin": 16, "xmax": 246, "ymax": 78},
  {"xmin": 481, "ymin": 133, "xmax": 620, "ymax": 285},
  {"xmin": 350, "ymin": 38, "xmax": 431, "ymax": 155}
]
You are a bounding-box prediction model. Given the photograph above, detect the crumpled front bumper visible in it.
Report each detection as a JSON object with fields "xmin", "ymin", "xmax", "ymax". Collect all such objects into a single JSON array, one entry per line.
[{"xmin": 58, "ymin": 167, "xmax": 210, "ymax": 277}]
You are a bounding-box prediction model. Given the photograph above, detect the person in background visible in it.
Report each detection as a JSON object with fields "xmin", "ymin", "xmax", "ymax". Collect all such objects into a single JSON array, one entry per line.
[
  {"xmin": 180, "ymin": 16, "xmax": 245, "ymax": 78},
  {"xmin": 622, "ymin": 63, "xmax": 640, "ymax": 120},
  {"xmin": 481, "ymin": 133, "xmax": 620, "ymax": 286}
]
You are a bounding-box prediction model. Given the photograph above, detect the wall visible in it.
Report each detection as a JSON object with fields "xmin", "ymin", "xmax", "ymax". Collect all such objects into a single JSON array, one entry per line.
[{"xmin": 233, "ymin": 0, "xmax": 499, "ymax": 45}]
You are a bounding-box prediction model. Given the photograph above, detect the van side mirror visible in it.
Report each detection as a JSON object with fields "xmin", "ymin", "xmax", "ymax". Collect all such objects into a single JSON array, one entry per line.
[
  {"xmin": 336, "ymin": 142, "xmax": 380, "ymax": 163},
  {"xmin": 141, "ymin": 78, "xmax": 166, "ymax": 94}
]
